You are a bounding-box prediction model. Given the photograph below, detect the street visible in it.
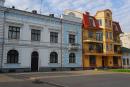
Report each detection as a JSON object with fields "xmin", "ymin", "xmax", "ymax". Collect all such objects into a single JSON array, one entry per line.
[{"xmin": 0, "ymin": 71, "xmax": 130, "ymax": 87}]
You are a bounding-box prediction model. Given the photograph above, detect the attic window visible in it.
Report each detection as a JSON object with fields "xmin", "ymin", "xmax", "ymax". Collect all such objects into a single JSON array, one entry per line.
[
  {"xmin": 68, "ymin": 12, "xmax": 75, "ymax": 17},
  {"xmin": 115, "ymin": 25, "xmax": 118, "ymax": 31},
  {"xmin": 89, "ymin": 17, "xmax": 95, "ymax": 27},
  {"xmin": 106, "ymin": 13, "xmax": 110, "ymax": 17}
]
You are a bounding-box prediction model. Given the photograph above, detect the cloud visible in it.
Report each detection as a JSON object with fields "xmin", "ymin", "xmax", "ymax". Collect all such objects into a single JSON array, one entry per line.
[{"xmin": 4, "ymin": 0, "xmax": 130, "ymax": 32}]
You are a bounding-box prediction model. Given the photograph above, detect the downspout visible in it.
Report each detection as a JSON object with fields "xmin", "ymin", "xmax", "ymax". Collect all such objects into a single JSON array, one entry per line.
[
  {"xmin": 60, "ymin": 16, "xmax": 63, "ymax": 71},
  {"xmin": 1, "ymin": 8, "xmax": 6, "ymax": 71}
]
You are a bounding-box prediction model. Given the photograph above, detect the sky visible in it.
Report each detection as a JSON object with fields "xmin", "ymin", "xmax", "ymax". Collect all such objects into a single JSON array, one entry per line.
[{"xmin": 4, "ymin": 0, "xmax": 130, "ymax": 32}]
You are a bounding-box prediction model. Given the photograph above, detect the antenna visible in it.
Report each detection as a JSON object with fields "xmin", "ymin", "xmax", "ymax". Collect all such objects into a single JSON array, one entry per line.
[{"xmin": 40, "ymin": 0, "xmax": 43, "ymax": 14}]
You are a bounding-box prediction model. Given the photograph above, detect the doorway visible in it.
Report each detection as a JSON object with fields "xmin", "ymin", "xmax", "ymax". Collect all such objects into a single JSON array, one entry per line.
[
  {"xmin": 31, "ymin": 51, "xmax": 39, "ymax": 72},
  {"xmin": 102, "ymin": 56, "xmax": 108, "ymax": 68}
]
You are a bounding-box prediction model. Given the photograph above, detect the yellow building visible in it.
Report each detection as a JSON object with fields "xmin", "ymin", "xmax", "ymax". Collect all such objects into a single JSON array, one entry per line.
[
  {"xmin": 83, "ymin": 9, "xmax": 122, "ymax": 69},
  {"xmin": 64, "ymin": 9, "xmax": 122, "ymax": 69}
]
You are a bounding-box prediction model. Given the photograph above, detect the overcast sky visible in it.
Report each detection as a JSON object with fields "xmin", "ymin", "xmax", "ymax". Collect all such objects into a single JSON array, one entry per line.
[{"xmin": 5, "ymin": 0, "xmax": 130, "ymax": 32}]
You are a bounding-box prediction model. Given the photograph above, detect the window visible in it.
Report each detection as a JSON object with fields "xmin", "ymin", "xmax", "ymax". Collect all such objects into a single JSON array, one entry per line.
[
  {"xmin": 7, "ymin": 50, "xmax": 19, "ymax": 64},
  {"xmin": 50, "ymin": 32, "xmax": 58, "ymax": 43},
  {"xmin": 31, "ymin": 29, "xmax": 41, "ymax": 41},
  {"xmin": 89, "ymin": 18, "xmax": 95, "ymax": 27},
  {"xmin": 89, "ymin": 56, "xmax": 96, "ymax": 66},
  {"xmin": 97, "ymin": 19, "xmax": 102, "ymax": 26},
  {"xmin": 69, "ymin": 53, "xmax": 76, "ymax": 63},
  {"xmin": 106, "ymin": 44, "xmax": 109, "ymax": 51},
  {"xmin": 106, "ymin": 32, "xmax": 109, "ymax": 39},
  {"xmin": 88, "ymin": 31, "xmax": 93, "ymax": 38},
  {"xmin": 89, "ymin": 44, "xmax": 94, "ymax": 51},
  {"xmin": 96, "ymin": 32, "xmax": 103, "ymax": 41},
  {"xmin": 109, "ymin": 32, "xmax": 113, "ymax": 40},
  {"xmin": 69, "ymin": 34, "xmax": 75, "ymax": 44},
  {"xmin": 8, "ymin": 26, "xmax": 20, "ymax": 39},
  {"xmin": 50, "ymin": 52, "xmax": 58, "ymax": 63},
  {"xmin": 110, "ymin": 44, "xmax": 113, "ymax": 51},
  {"xmin": 96, "ymin": 44, "xmax": 103, "ymax": 52}
]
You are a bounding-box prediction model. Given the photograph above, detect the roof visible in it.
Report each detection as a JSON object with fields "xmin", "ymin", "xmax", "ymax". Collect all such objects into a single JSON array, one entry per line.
[
  {"xmin": 122, "ymin": 47, "xmax": 130, "ymax": 53},
  {"xmin": 0, "ymin": 6, "xmax": 61, "ymax": 20},
  {"xmin": 113, "ymin": 21, "xmax": 123, "ymax": 34}
]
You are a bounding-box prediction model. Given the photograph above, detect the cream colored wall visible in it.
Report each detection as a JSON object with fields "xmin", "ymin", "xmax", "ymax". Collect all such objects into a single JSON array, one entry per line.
[
  {"xmin": 64, "ymin": 10, "xmax": 83, "ymax": 18},
  {"xmin": 120, "ymin": 33, "xmax": 130, "ymax": 48}
]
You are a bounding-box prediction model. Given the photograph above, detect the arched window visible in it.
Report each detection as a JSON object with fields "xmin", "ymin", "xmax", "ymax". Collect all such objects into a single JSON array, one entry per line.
[
  {"xmin": 7, "ymin": 50, "xmax": 19, "ymax": 64},
  {"xmin": 68, "ymin": 12, "xmax": 75, "ymax": 17},
  {"xmin": 69, "ymin": 53, "xmax": 76, "ymax": 63},
  {"xmin": 50, "ymin": 52, "xmax": 58, "ymax": 63}
]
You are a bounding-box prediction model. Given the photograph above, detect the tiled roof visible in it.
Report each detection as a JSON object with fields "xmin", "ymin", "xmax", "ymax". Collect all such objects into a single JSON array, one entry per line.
[{"xmin": 113, "ymin": 22, "xmax": 123, "ymax": 34}]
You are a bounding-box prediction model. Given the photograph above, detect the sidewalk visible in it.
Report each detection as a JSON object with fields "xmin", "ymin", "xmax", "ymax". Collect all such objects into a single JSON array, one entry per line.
[{"xmin": 0, "ymin": 70, "xmax": 120, "ymax": 83}]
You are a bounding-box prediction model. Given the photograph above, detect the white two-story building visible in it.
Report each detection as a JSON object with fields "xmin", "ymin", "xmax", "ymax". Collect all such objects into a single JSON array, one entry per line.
[{"xmin": 0, "ymin": 0, "xmax": 82, "ymax": 72}]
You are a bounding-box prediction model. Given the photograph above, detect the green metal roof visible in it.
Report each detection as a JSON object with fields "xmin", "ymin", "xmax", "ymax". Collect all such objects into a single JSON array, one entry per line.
[{"xmin": 122, "ymin": 47, "xmax": 130, "ymax": 53}]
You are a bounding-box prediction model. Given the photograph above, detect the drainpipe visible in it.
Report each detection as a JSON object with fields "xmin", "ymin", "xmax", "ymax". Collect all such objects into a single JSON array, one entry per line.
[
  {"xmin": 60, "ymin": 16, "xmax": 63, "ymax": 71},
  {"xmin": 1, "ymin": 8, "xmax": 7, "ymax": 71}
]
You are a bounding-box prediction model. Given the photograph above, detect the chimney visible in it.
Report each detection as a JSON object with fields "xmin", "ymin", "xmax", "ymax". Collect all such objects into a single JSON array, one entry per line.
[
  {"xmin": 49, "ymin": 14, "xmax": 54, "ymax": 18},
  {"xmin": 12, "ymin": 6, "xmax": 15, "ymax": 9},
  {"xmin": 32, "ymin": 10, "xmax": 37, "ymax": 14},
  {"xmin": 85, "ymin": 12, "xmax": 89, "ymax": 16},
  {"xmin": 0, "ymin": 0, "xmax": 5, "ymax": 7}
]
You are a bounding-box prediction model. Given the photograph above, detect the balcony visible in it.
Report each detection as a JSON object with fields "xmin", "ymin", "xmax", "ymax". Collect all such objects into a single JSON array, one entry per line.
[
  {"xmin": 83, "ymin": 37, "xmax": 103, "ymax": 43},
  {"xmin": 114, "ymin": 50, "xmax": 122, "ymax": 56},
  {"xmin": 68, "ymin": 43, "xmax": 80, "ymax": 51},
  {"xmin": 114, "ymin": 39, "xmax": 122, "ymax": 45},
  {"xmin": 84, "ymin": 49, "xmax": 103, "ymax": 55}
]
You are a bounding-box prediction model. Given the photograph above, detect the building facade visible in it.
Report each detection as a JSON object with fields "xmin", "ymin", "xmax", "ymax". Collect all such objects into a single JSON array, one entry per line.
[
  {"xmin": 122, "ymin": 47, "xmax": 130, "ymax": 68},
  {"xmin": 0, "ymin": 1, "xmax": 82, "ymax": 72},
  {"xmin": 61, "ymin": 13, "xmax": 82, "ymax": 70},
  {"xmin": 120, "ymin": 33, "xmax": 130, "ymax": 68},
  {"xmin": 84, "ymin": 9, "xmax": 122, "ymax": 69},
  {"xmin": 64, "ymin": 9, "xmax": 123, "ymax": 69}
]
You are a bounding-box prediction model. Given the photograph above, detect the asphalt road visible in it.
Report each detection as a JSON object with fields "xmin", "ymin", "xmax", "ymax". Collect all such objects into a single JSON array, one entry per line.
[{"xmin": 0, "ymin": 71, "xmax": 130, "ymax": 87}]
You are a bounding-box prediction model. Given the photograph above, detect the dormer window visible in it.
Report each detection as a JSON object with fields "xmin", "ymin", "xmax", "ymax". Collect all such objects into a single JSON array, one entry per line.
[
  {"xmin": 97, "ymin": 19, "xmax": 102, "ymax": 26},
  {"xmin": 89, "ymin": 17, "xmax": 95, "ymax": 27}
]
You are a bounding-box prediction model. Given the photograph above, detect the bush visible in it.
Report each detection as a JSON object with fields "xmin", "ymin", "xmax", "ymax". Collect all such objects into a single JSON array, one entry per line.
[{"xmin": 111, "ymin": 69, "xmax": 130, "ymax": 72}]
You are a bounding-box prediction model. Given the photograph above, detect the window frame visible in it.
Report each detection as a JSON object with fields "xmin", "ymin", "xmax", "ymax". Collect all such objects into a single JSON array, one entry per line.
[
  {"xmin": 69, "ymin": 34, "xmax": 75, "ymax": 44},
  {"xmin": 50, "ymin": 52, "xmax": 58, "ymax": 63},
  {"xmin": 7, "ymin": 50, "xmax": 19, "ymax": 64},
  {"xmin": 31, "ymin": 29, "xmax": 41, "ymax": 41},
  {"xmin": 97, "ymin": 19, "xmax": 102, "ymax": 26},
  {"xmin": 69, "ymin": 53, "xmax": 76, "ymax": 63},
  {"xmin": 50, "ymin": 32, "xmax": 58, "ymax": 43},
  {"xmin": 8, "ymin": 26, "xmax": 20, "ymax": 40}
]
